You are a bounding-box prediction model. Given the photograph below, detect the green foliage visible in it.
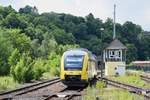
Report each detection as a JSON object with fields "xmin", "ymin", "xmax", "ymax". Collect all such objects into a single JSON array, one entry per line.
[
  {"xmin": 42, "ymin": 72, "xmax": 53, "ymax": 79},
  {"xmin": 0, "ymin": 5, "xmax": 16, "ymax": 18},
  {"xmin": 83, "ymin": 87, "xmax": 143, "ymax": 100},
  {"xmin": 0, "ymin": 5, "xmax": 149, "ymax": 78},
  {"xmin": 38, "ymin": 33, "xmax": 57, "ymax": 58},
  {"xmin": 86, "ymin": 13, "xmax": 102, "ymax": 36},
  {"xmin": 1, "ymin": 29, "xmax": 31, "ymax": 52},
  {"xmin": 56, "ymin": 44, "xmax": 79, "ymax": 55},
  {"xmin": 126, "ymin": 70, "xmax": 143, "ymax": 76},
  {"xmin": 96, "ymin": 81, "xmax": 106, "ymax": 90},
  {"xmin": 32, "ymin": 59, "xmax": 46, "ymax": 80},
  {"xmin": 48, "ymin": 52, "xmax": 61, "ymax": 76},
  {"xmin": 2, "ymin": 12, "xmax": 27, "ymax": 28},
  {"xmin": 99, "ymin": 88, "xmax": 142, "ymax": 100},
  {"xmin": 138, "ymin": 35, "xmax": 150, "ymax": 60},
  {"xmin": 111, "ymin": 74, "xmax": 150, "ymax": 88},
  {"xmin": 0, "ymin": 76, "xmax": 19, "ymax": 91},
  {"xmin": 80, "ymin": 35, "xmax": 102, "ymax": 55},
  {"xmin": 126, "ymin": 44, "xmax": 138, "ymax": 63},
  {"xmin": 51, "ymin": 27, "xmax": 75, "ymax": 45},
  {"xmin": 0, "ymin": 29, "xmax": 13, "ymax": 75},
  {"xmin": 10, "ymin": 53, "xmax": 34, "ymax": 83},
  {"xmin": 83, "ymin": 86, "xmax": 97, "ymax": 100},
  {"xmin": 8, "ymin": 49, "xmax": 20, "ymax": 68},
  {"xmin": 19, "ymin": 5, "xmax": 38, "ymax": 15}
]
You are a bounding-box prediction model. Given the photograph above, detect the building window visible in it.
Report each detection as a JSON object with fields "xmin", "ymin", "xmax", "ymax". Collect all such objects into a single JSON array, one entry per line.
[
  {"xmin": 108, "ymin": 50, "xmax": 122, "ymax": 61},
  {"xmin": 118, "ymin": 51, "xmax": 121, "ymax": 57},
  {"xmin": 109, "ymin": 51, "xmax": 115, "ymax": 58},
  {"xmin": 115, "ymin": 51, "xmax": 120, "ymax": 58}
]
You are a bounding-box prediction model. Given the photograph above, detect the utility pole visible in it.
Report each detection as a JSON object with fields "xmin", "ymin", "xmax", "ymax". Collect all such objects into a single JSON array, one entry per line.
[
  {"xmin": 113, "ymin": 4, "xmax": 116, "ymax": 39},
  {"xmin": 100, "ymin": 28, "xmax": 104, "ymax": 78}
]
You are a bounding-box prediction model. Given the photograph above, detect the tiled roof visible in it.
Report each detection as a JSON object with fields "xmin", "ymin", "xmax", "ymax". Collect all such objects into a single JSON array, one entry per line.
[{"xmin": 105, "ymin": 38, "xmax": 127, "ymax": 49}]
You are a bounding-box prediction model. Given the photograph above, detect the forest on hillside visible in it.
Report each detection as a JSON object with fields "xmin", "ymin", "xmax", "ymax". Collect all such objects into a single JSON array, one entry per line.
[{"xmin": 0, "ymin": 5, "xmax": 149, "ymax": 83}]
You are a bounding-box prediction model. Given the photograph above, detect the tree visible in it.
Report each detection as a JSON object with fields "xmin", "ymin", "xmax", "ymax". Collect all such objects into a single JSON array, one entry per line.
[
  {"xmin": 19, "ymin": 5, "xmax": 38, "ymax": 14},
  {"xmin": 2, "ymin": 12, "xmax": 27, "ymax": 29},
  {"xmin": 0, "ymin": 29, "xmax": 13, "ymax": 75},
  {"xmin": 74, "ymin": 23, "xmax": 87, "ymax": 40},
  {"xmin": 126, "ymin": 44, "xmax": 138, "ymax": 63},
  {"xmin": 38, "ymin": 32, "xmax": 57, "ymax": 58},
  {"xmin": 0, "ymin": 5, "xmax": 15, "ymax": 18},
  {"xmin": 56, "ymin": 44, "xmax": 79, "ymax": 55},
  {"xmin": 86, "ymin": 13, "xmax": 103, "ymax": 36},
  {"xmin": 2, "ymin": 12, "xmax": 20, "ymax": 28},
  {"xmin": 80, "ymin": 35, "xmax": 102, "ymax": 55},
  {"xmin": 52, "ymin": 28, "xmax": 75, "ymax": 45},
  {"xmin": 31, "ymin": 39, "xmax": 40, "ymax": 58},
  {"xmin": 4, "ymin": 29, "xmax": 31, "ymax": 52},
  {"xmin": 122, "ymin": 21, "xmax": 142, "ymax": 44},
  {"xmin": 137, "ymin": 35, "xmax": 150, "ymax": 60}
]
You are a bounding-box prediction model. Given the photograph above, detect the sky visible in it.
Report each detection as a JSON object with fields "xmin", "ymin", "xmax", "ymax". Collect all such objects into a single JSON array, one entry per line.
[{"xmin": 0, "ymin": 0, "xmax": 150, "ymax": 31}]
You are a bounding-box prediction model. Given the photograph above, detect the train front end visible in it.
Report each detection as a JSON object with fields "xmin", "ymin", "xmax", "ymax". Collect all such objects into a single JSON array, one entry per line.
[{"xmin": 60, "ymin": 49, "xmax": 89, "ymax": 86}]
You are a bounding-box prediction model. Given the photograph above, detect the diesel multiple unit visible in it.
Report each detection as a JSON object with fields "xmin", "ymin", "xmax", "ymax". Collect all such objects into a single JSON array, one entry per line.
[{"xmin": 60, "ymin": 48, "xmax": 97, "ymax": 86}]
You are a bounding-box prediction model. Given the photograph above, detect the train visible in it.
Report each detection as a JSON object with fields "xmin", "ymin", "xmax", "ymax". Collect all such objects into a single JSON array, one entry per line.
[{"xmin": 60, "ymin": 48, "xmax": 98, "ymax": 86}]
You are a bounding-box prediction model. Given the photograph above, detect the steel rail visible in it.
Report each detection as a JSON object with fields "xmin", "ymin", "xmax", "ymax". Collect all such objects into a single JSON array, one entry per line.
[
  {"xmin": 43, "ymin": 87, "xmax": 84, "ymax": 100},
  {"xmin": 140, "ymin": 74, "xmax": 150, "ymax": 83},
  {"xmin": 0, "ymin": 78, "xmax": 60, "ymax": 100},
  {"xmin": 100, "ymin": 77, "xmax": 150, "ymax": 99}
]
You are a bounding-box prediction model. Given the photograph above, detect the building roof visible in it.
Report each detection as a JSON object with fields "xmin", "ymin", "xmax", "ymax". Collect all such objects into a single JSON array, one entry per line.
[
  {"xmin": 105, "ymin": 38, "xmax": 127, "ymax": 50},
  {"xmin": 132, "ymin": 61, "xmax": 150, "ymax": 64}
]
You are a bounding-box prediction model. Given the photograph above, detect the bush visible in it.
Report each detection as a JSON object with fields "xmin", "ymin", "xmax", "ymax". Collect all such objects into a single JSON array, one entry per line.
[
  {"xmin": 32, "ymin": 58, "xmax": 46, "ymax": 80},
  {"xmin": 50, "ymin": 66, "xmax": 60, "ymax": 76},
  {"xmin": 47, "ymin": 52, "xmax": 60, "ymax": 76},
  {"xmin": 0, "ymin": 76, "xmax": 19, "ymax": 91},
  {"xmin": 10, "ymin": 53, "xmax": 34, "ymax": 83}
]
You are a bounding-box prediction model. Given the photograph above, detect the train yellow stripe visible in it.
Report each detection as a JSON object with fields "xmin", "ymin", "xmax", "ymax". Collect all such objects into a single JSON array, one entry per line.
[{"xmin": 64, "ymin": 71, "xmax": 82, "ymax": 75}]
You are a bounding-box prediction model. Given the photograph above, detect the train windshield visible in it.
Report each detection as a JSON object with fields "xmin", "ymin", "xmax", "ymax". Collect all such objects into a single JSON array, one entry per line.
[{"xmin": 64, "ymin": 55, "xmax": 84, "ymax": 70}]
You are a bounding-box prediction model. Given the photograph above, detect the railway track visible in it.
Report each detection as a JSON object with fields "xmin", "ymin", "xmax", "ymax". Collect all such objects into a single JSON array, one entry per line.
[
  {"xmin": 43, "ymin": 87, "xmax": 85, "ymax": 100},
  {"xmin": 140, "ymin": 74, "xmax": 150, "ymax": 83},
  {"xmin": 1, "ymin": 75, "xmax": 149, "ymax": 100},
  {"xmin": 0, "ymin": 78, "xmax": 61, "ymax": 100},
  {"xmin": 100, "ymin": 77, "xmax": 150, "ymax": 99},
  {"xmin": 0, "ymin": 78, "xmax": 86, "ymax": 100}
]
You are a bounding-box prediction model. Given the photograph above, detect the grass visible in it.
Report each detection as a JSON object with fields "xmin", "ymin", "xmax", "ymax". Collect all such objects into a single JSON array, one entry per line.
[
  {"xmin": 0, "ymin": 76, "xmax": 19, "ymax": 92},
  {"xmin": 99, "ymin": 88, "xmax": 144, "ymax": 100},
  {"xmin": 126, "ymin": 70, "xmax": 144, "ymax": 76},
  {"xmin": 83, "ymin": 81, "xmax": 144, "ymax": 100},
  {"xmin": 42, "ymin": 71, "xmax": 54, "ymax": 79},
  {"xmin": 110, "ymin": 70, "xmax": 150, "ymax": 88},
  {"xmin": 83, "ymin": 70, "xmax": 148, "ymax": 100}
]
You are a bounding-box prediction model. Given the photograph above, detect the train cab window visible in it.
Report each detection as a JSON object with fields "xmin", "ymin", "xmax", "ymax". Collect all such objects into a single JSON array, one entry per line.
[{"xmin": 64, "ymin": 55, "xmax": 84, "ymax": 70}]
